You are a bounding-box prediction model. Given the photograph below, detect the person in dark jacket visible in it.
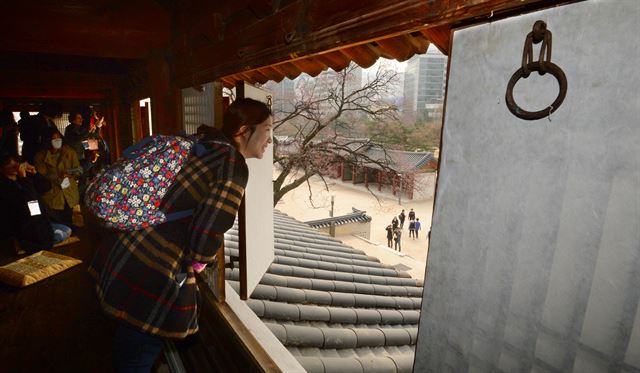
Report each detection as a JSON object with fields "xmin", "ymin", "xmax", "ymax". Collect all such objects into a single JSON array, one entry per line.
[
  {"xmin": 399, "ymin": 209, "xmax": 406, "ymax": 228},
  {"xmin": 386, "ymin": 224, "xmax": 394, "ymax": 248},
  {"xmin": 0, "ymin": 154, "xmax": 71, "ymax": 253},
  {"xmin": 89, "ymin": 98, "xmax": 273, "ymax": 372},
  {"xmin": 19, "ymin": 102, "xmax": 61, "ymax": 163},
  {"xmin": 394, "ymin": 227, "xmax": 402, "ymax": 251},
  {"xmin": 408, "ymin": 208, "xmax": 415, "ymax": 221},
  {"xmin": 64, "ymin": 111, "xmax": 90, "ymax": 170}
]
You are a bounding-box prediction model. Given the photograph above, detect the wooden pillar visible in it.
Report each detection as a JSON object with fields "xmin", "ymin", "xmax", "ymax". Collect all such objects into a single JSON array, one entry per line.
[
  {"xmin": 378, "ymin": 171, "xmax": 382, "ymax": 192},
  {"xmin": 212, "ymin": 81, "xmax": 224, "ymax": 129},
  {"xmin": 352, "ymin": 166, "xmax": 357, "ymax": 184},
  {"xmin": 364, "ymin": 168, "xmax": 369, "ymax": 188},
  {"xmin": 392, "ymin": 174, "xmax": 397, "ymax": 195},
  {"xmin": 148, "ymin": 50, "xmax": 182, "ymax": 135},
  {"xmin": 408, "ymin": 174, "xmax": 415, "ymax": 200},
  {"xmin": 339, "ymin": 161, "xmax": 344, "ymax": 180}
]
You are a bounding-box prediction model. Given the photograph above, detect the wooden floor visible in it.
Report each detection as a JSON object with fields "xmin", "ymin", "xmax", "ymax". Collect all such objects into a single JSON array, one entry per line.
[{"xmin": 0, "ymin": 226, "xmax": 117, "ymax": 372}]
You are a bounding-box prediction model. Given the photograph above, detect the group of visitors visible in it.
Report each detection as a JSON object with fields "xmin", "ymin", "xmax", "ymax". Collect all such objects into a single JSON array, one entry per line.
[
  {"xmin": 385, "ymin": 208, "xmax": 423, "ymax": 251},
  {"xmin": 3, "ymin": 98, "xmax": 275, "ymax": 372},
  {"xmin": 0, "ymin": 103, "xmax": 109, "ymax": 254}
]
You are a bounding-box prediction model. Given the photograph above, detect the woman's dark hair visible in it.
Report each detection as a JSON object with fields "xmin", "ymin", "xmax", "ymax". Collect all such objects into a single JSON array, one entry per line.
[{"xmin": 221, "ymin": 98, "xmax": 272, "ymax": 140}]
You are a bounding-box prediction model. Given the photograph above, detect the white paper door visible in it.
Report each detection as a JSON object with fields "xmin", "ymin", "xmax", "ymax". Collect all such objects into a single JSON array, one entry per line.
[
  {"xmin": 238, "ymin": 83, "xmax": 275, "ymax": 299},
  {"xmin": 415, "ymin": 1, "xmax": 640, "ymax": 372}
]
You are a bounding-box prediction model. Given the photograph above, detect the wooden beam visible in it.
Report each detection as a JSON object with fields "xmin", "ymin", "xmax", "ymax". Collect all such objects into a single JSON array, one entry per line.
[
  {"xmin": 0, "ymin": 70, "xmax": 121, "ymax": 89},
  {"xmin": 0, "ymin": 2, "xmax": 170, "ymax": 59},
  {"xmin": 174, "ymin": 0, "xmax": 563, "ymax": 86}
]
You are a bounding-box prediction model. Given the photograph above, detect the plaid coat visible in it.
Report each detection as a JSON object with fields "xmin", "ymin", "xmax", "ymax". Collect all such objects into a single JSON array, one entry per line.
[{"xmin": 89, "ymin": 132, "xmax": 248, "ymax": 338}]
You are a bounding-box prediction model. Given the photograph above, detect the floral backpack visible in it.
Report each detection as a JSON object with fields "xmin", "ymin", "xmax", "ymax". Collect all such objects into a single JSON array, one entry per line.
[{"xmin": 84, "ymin": 135, "xmax": 198, "ymax": 231}]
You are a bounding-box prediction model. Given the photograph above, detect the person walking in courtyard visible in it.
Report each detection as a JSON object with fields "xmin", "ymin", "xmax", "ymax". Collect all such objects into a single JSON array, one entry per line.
[
  {"xmin": 408, "ymin": 208, "xmax": 415, "ymax": 221},
  {"xmin": 385, "ymin": 224, "xmax": 394, "ymax": 248},
  {"xmin": 392, "ymin": 216, "xmax": 399, "ymax": 230},
  {"xmin": 399, "ymin": 209, "xmax": 406, "ymax": 228},
  {"xmin": 394, "ymin": 227, "xmax": 402, "ymax": 251},
  {"xmin": 415, "ymin": 218, "xmax": 422, "ymax": 239},
  {"xmin": 408, "ymin": 219, "xmax": 416, "ymax": 239}
]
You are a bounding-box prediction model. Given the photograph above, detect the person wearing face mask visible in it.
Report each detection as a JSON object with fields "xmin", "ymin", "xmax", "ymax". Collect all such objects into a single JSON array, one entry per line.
[
  {"xmin": 33, "ymin": 129, "xmax": 81, "ymax": 228},
  {"xmin": 89, "ymin": 98, "xmax": 273, "ymax": 372}
]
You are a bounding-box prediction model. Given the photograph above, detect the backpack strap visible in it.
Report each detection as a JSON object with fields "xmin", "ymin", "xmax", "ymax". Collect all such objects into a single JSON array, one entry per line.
[
  {"xmin": 165, "ymin": 209, "xmax": 195, "ymax": 222},
  {"xmin": 122, "ymin": 135, "xmax": 158, "ymax": 159}
]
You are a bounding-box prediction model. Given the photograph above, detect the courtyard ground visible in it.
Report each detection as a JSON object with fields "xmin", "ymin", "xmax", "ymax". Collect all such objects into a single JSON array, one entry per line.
[{"xmin": 274, "ymin": 173, "xmax": 434, "ymax": 281}]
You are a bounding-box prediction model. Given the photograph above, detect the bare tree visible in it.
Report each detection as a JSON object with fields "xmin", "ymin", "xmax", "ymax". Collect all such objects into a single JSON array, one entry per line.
[{"xmin": 272, "ymin": 63, "xmax": 401, "ymax": 206}]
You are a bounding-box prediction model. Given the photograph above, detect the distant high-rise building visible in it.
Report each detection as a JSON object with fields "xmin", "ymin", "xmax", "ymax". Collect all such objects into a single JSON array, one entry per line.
[
  {"xmin": 263, "ymin": 78, "xmax": 296, "ymax": 114},
  {"xmin": 402, "ymin": 49, "xmax": 447, "ymax": 122}
]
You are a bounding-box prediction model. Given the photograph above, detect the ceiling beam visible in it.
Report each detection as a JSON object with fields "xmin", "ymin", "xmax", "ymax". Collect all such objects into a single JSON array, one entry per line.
[
  {"xmin": 0, "ymin": 70, "xmax": 121, "ymax": 100},
  {"xmin": 0, "ymin": 2, "xmax": 170, "ymax": 59}
]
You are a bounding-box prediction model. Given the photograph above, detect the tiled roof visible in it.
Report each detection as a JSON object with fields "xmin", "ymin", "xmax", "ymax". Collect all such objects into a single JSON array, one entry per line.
[
  {"xmin": 361, "ymin": 147, "xmax": 436, "ymax": 173},
  {"xmin": 305, "ymin": 208, "xmax": 372, "ymax": 229},
  {"xmin": 223, "ymin": 211, "xmax": 423, "ymax": 373}
]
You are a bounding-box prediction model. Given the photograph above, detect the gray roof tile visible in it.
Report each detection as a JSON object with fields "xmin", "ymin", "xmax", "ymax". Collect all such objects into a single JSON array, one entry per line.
[
  {"xmin": 333, "ymin": 281, "xmax": 356, "ymax": 293},
  {"xmin": 355, "ymin": 309, "xmax": 382, "ymax": 324},
  {"xmin": 321, "ymin": 328, "xmax": 358, "ymax": 349},
  {"xmin": 357, "ymin": 356, "xmax": 399, "ymax": 373},
  {"xmin": 354, "ymin": 283, "xmax": 375, "ymax": 295},
  {"xmin": 397, "ymin": 310, "xmax": 420, "ymax": 324},
  {"xmin": 275, "ymin": 287, "xmax": 308, "ymax": 304},
  {"xmin": 282, "ymin": 324, "xmax": 324, "ymax": 347},
  {"xmin": 328, "ymin": 308, "xmax": 358, "ymax": 324},
  {"xmin": 301, "ymin": 289, "xmax": 333, "ymax": 305},
  {"xmin": 352, "ymin": 293, "xmax": 377, "ymax": 308},
  {"xmin": 222, "ymin": 211, "xmax": 423, "ymax": 372},
  {"xmin": 296, "ymin": 357, "xmax": 327, "ymax": 373},
  {"xmin": 387, "ymin": 354, "xmax": 415, "ymax": 373},
  {"xmin": 373, "ymin": 295, "xmax": 399, "ymax": 309},
  {"xmin": 284, "ymin": 276, "xmax": 313, "ymax": 289},
  {"xmin": 246, "ymin": 299, "xmax": 265, "ymax": 317},
  {"xmin": 263, "ymin": 300, "xmax": 300, "ymax": 321},
  {"xmin": 376, "ymin": 310, "xmax": 404, "ymax": 325},
  {"xmin": 379, "ymin": 328, "xmax": 412, "ymax": 346},
  {"xmin": 266, "ymin": 323, "xmax": 287, "ymax": 341},
  {"xmin": 298, "ymin": 304, "xmax": 331, "ymax": 322},
  {"xmin": 321, "ymin": 357, "xmax": 364, "ymax": 373},
  {"xmin": 329, "ymin": 292, "xmax": 356, "ymax": 307},
  {"xmin": 351, "ymin": 328, "xmax": 385, "ymax": 347}
]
